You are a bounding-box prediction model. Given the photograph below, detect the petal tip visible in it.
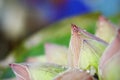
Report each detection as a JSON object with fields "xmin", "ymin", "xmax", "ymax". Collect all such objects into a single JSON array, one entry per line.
[
  {"xmin": 9, "ymin": 63, "xmax": 18, "ymax": 68},
  {"xmin": 116, "ymin": 28, "xmax": 120, "ymax": 40},
  {"xmin": 99, "ymin": 15, "xmax": 107, "ymax": 22},
  {"xmin": 71, "ymin": 24, "xmax": 79, "ymax": 33}
]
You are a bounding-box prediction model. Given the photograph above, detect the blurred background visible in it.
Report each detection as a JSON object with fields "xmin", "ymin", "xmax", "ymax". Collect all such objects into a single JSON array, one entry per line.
[{"xmin": 0, "ymin": 0, "xmax": 120, "ymax": 79}]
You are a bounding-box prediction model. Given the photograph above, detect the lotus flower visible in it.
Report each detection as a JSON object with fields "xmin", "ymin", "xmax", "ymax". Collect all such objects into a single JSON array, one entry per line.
[{"xmin": 10, "ymin": 16, "xmax": 120, "ymax": 80}]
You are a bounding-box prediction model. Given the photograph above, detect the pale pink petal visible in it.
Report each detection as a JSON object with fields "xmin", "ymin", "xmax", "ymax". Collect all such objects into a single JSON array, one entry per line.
[
  {"xmin": 72, "ymin": 24, "xmax": 108, "ymax": 45},
  {"xmin": 100, "ymin": 50, "xmax": 120, "ymax": 80},
  {"xmin": 68, "ymin": 24, "xmax": 82, "ymax": 68},
  {"xmin": 95, "ymin": 16, "xmax": 117, "ymax": 43},
  {"xmin": 54, "ymin": 69, "xmax": 94, "ymax": 80},
  {"xmin": 68, "ymin": 24, "xmax": 107, "ymax": 68},
  {"xmin": 10, "ymin": 63, "xmax": 31, "ymax": 80},
  {"xmin": 26, "ymin": 56, "xmax": 46, "ymax": 63},
  {"xmin": 45, "ymin": 43, "xmax": 68, "ymax": 65},
  {"xmin": 99, "ymin": 29, "xmax": 120, "ymax": 70}
]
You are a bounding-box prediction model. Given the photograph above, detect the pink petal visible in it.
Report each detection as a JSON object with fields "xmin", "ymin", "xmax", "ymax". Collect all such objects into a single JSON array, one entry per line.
[
  {"xmin": 10, "ymin": 63, "xmax": 31, "ymax": 80},
  {"xmin": 68, "ymin": 24, "xmax": 107, "ymax": 68},
  {"xmin": 54, "ymin": 69, "xmax": 94, "ymax": 80},
  {"xmin": 72, "ymin": 24, "xmax": 108, "ymax": 45},
  {"xmin": 100, "ymin": 50, "xmax": 120, "ymax": 80},
  {"xmin": 95, "ymin": 16, "xmax": 117, "ymax": 43},
  {"xmin": 45, "ymin": 43, "xmax": 68, "ymax": 65},
  {"xmin": 68, "ymin": 24, "xmax": 82, "ymax": 68},
  {"xmin": 99, "ymin": 29, "xmax": 120, "ymax": 70}
]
